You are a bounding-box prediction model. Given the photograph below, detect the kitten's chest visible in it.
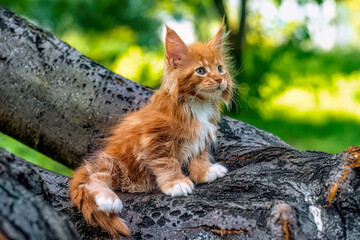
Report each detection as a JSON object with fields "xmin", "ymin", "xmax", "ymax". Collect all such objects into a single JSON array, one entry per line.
[
  {"xmin": 179, "ymin": 104, "xmax": 217, "ymax": 161},
  {"xmin": 194, "ymin": 110, "xmax": 217, "ymax": 144}
]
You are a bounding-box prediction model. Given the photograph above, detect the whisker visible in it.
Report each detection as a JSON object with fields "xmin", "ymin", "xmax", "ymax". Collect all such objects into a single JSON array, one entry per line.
[
  {"xmin": 194, "ymin": 87, "xmax": 204, "ymax": 98},
  {"xmin": 184, "ymin": 87, "xmax": 198, "ymax": 95}
]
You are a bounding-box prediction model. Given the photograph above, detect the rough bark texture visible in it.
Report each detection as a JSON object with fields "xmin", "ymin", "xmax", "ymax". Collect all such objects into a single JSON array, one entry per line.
[
  {"xmin": 0, "ymin": 5, "xmax": 360, "ymax": 240},
  {"xmin": 0, "ymin": 5, "xmax": 152, "ymax": 169},
  {"xmin": 0, "ymin": 149, "xmax": 79, "ymax": 240}
]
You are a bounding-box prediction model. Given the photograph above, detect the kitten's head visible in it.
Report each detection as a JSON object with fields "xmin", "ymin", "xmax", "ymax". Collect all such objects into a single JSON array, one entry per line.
[{"xmin": 162, "ymin": 23, "xmax": 233, "ymax": 104}]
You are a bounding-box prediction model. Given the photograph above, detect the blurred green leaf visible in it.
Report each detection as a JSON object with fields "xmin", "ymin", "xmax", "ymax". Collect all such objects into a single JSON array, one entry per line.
[{"xmin": 0, "ymin": 132, "xmax": 73, "ymax": 176}]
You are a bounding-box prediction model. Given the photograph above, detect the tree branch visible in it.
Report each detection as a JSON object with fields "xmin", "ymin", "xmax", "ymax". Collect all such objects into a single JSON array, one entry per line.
[
  {"xmin": 0, "ymin": 5, "xmax": 152, "ymax": 169},
  {"xmin": 0, "ymin": 148, "xmax": 79, "ymax": 240},
  {"xmin": 0, "ymin": 5, "xmax": 360, "ymax": 240}
]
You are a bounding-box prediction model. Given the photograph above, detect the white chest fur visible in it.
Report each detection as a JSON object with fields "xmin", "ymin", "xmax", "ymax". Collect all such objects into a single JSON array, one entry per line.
[{"xmin": 181, "ymin": 102, "xmax": 217, "ymax": 161}]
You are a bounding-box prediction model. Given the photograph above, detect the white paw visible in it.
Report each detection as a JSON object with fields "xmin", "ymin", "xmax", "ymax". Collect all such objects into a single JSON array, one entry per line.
[
  {"xmin": 204, "ymin": 163, "xmax": 228, "ymax": 183},
  {"xmin": 166, "ymin": 182, "xmax": 194, "ymax": 197},
  {"xmin": 95, "ymin": 194, "xmax": 123, "ymax": 213}
]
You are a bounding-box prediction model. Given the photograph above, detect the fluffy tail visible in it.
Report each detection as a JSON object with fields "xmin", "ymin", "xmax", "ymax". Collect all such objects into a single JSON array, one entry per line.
[{"xmin": 69, "ymin": 163, "xmax": 131, "ymax": 236}]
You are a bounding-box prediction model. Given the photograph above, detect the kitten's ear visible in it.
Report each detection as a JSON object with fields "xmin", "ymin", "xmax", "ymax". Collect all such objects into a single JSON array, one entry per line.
[
  {"xmin": 165, "ymin": 25, "xmax": 189, "ymax": 68},
  {"xmin": 208, "ymin": 20, "xmax": 226, "ymax": 51}
]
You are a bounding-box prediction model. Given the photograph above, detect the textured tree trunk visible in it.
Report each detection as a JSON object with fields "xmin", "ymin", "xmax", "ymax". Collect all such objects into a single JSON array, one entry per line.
[
  {"xmin": 0, "ymin": 149, "xmax": 79, "ymax": 240},
  {"xmin": 0, "ymin": 5, "xmax": 360, "ymax": 240}
]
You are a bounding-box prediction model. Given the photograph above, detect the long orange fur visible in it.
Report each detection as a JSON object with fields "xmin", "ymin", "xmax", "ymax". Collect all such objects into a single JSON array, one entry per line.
[{"xmin": 70, "ymin": 23, "xmax": 233, "ymax": 236}]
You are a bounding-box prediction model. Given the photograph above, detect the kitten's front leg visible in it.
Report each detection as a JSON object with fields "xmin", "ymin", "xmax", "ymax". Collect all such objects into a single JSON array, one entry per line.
[
  {"xmin": 148, "ymin": 157, "xmax": 194, "ymax": 197},
  {"xmin": 189, "ymin": 153, "xmax": 228, "ymax": 184}
]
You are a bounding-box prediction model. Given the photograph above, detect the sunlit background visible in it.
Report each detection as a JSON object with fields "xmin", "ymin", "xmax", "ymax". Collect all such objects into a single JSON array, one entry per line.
[{"xmin": 0, "ymin": 0, "xmax": 359, "ymax": 176}]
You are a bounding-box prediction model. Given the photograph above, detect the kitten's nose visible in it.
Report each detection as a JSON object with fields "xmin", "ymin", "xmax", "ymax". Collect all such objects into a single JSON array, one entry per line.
[{"xmin": 215, "ymin": 78, "xmax": 223, "ymax": 84}]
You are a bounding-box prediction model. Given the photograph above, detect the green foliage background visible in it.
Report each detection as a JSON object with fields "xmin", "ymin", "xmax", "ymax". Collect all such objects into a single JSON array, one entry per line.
[{"xmin": 0, "ymin": 0, "xmax": 359, "ymax": 176}]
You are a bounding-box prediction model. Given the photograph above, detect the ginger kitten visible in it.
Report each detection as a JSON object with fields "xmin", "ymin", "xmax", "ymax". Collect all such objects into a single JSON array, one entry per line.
[{"xmin": 70, "ymin": 23, "xmax": 233, "ymax": 236}]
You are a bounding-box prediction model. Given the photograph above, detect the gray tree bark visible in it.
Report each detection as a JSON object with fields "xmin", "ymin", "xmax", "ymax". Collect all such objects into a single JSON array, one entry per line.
[{"xmin": 1, "ymin": 5, "xmax": 360, "ymax": 240}]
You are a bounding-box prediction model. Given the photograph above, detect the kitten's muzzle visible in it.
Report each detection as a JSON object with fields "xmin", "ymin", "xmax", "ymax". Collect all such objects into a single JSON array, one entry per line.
[
  {"xmin": 214, "ymin": 78, "xmax": 223, "ymax": 84},
  {"xmin": 219, "ymin": 81, "xmax": 227, "ymax": 91}
]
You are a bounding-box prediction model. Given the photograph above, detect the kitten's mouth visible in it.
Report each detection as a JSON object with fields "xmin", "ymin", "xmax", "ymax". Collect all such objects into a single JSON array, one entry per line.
[
  {"xmin": 197, "ymin": 85, "xmax": 225, "ymax": 97},
  {"xmin": 216, "ymin": 85, "xmax": 226, "ymax": 92},
  {"xmin": 202, "ymin": 87, "xmax": 220, "ymax": 93},
  {"xmin": 210, "ymin": 84, "xmax": 222, "ymax": 91},
  {"xmin": 199, "ymin": 87, "xmax": 224, "ymax": 99}
]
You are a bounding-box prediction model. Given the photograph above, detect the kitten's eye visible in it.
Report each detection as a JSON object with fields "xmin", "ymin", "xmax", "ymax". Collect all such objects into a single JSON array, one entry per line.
[
  {"xmin": 195, "ymin": 67, "xmax": 206, "ymax": 75},
  {"xmin": 218, "ymin": 66, "xmax": 224, "ymax": 73}
]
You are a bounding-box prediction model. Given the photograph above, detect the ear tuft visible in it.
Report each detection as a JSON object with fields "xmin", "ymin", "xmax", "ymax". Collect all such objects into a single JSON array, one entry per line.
[
  {"xmin": 208, "ymin": 20, "xmax": 226, "ymax": 51},
  {"xmin": 165, "ymin": 25, "xmax": 189, "ymax": 68}
]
